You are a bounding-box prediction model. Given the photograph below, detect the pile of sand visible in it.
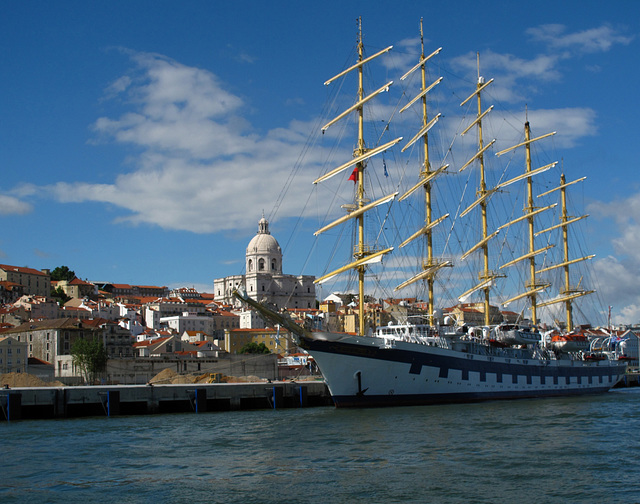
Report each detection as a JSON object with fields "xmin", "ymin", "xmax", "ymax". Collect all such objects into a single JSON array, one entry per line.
[
  {"xmin": 148, "ymin": 369, "xmax": 266, "ymax": 384},
  {"xmin": 1, "ymin": 372, "xmax": 64, "ymax": 388},
  {"xmin": 148, "ymin": 368, "xmax": 179, "ymax": 384}
]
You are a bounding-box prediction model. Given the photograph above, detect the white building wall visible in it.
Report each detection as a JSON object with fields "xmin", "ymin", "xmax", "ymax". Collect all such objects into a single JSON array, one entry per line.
[
  {"xmin": 240, "ymin": 310, "xmax": 265, "ymax": 329},
  {"xmin": 160, "ymin": 313, "xmax": 214, "ymax": 334}
]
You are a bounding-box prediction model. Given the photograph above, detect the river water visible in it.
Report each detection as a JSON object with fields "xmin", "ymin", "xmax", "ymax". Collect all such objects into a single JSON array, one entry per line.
[{"xmin": 2, "ymin": 389, "xmax": 639, "ymax": 503}]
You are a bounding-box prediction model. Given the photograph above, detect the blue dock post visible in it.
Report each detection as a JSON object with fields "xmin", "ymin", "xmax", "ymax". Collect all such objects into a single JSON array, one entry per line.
[{"xmin": 194, "ymin": 388, "xmax": 207, "ymax": 413}]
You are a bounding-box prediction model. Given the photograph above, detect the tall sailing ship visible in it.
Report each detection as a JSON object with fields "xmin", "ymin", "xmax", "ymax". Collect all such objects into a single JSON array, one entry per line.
[{"xmin": 235, "ymin": 20, "xmax": 627, "ymax": 407}]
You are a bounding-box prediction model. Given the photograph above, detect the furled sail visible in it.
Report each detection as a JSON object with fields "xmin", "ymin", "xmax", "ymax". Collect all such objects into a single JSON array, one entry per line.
[
  {"xmin": 392, "ymin": 20, "xmax": 451, "ymax": 316},
  {"xmin": 313, "ymin": 19, "xmax": 399, "ymax": 335}
]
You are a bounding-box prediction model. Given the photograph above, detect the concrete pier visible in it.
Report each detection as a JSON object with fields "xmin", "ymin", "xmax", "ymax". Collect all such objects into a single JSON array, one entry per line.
[{"xmin": 0, "ymin": 381, "xmax": 332, "ymax": 421}]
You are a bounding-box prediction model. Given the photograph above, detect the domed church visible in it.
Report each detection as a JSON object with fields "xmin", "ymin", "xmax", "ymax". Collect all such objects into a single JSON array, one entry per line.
[{"xmin": 214, "ymin": 216, "xmax": 316, "ymax": 310}]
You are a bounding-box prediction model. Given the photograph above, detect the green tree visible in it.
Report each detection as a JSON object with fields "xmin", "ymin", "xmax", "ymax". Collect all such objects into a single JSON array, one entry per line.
[
  {"xmin": 50, "ymin": 265, "xmax": 76, "ymax": 282},
  {"xmin": 50, "ymin": 286, "xmax": 72, "ymax": 307},
  {"xmin": 238, "ymin": 342, "xmax": 271, "ymax": 354},
  {"xmin": 71, "ymin": 337, "xmax": 108, "ymax": 384}
]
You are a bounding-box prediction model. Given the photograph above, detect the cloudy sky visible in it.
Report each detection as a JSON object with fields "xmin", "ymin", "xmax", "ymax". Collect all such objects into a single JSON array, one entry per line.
[{"xmin": 1, "ymin": 1, "xmax": 638, "ymax": 324}]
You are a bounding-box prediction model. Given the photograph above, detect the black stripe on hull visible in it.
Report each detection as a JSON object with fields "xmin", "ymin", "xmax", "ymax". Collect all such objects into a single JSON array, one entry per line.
[{"xmin": 332, "ymin": 386, "xmax": 615, "ymax": 408}]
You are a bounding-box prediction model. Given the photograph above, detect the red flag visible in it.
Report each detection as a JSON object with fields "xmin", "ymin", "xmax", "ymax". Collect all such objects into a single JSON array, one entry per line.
[{"xmin": 348, "ymin": 167, "xmax": 358, "ymax": 183}]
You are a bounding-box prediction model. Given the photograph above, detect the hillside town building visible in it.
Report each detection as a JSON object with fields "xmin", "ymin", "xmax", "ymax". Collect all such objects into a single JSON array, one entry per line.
[
  {"xmin": 223, "ymin": 327, "xmax": 293, "ymax": 354},
  {"xmin": 214, "ymin": 216, "xmax": 316, "ymax": 310},
  {"xmin": 55, "ymin": 277, "xmax": 96, "ymax": 299},
  {"xmin": 0, "ymin": 318, "xmax": 133, "ymax": 378},
  {"xmin": 0, "ymin": 264, "xmax": 51, "ymax": 297},
  {"xmin": 0, "ymin": 335, "xmax": 27, "ymax": 374}
]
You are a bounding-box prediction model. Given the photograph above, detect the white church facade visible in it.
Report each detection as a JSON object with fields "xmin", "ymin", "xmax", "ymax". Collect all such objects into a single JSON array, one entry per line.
[{"xmin": 214, "ymin": 217, "xmax": 316, "ymax": 310}]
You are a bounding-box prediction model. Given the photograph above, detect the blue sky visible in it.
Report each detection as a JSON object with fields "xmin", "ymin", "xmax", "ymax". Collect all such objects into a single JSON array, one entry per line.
[{"xmin": 1, "ymin": 1, "xmax": 639, "ymax": 324}]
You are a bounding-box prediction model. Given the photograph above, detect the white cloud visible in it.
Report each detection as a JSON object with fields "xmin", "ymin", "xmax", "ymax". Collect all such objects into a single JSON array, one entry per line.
[
  {"xmin": 587, "ymin": 191, "xmax": 640, "ymax": 324},
  {"xmin": 449, "ymin": 23, "xmax": 631, "ymax": 105},
  {"xmin": 0, "ymin": 194, "xmax": 32, "ymax": 215},
  {"xmin": 525, "ymin": 108, "xmax": 597, "ymax": 148},
  {"xmin": 450, "ymin": 50, "xmax": 562, "ymax": 104},
  {"xmin": 526, "ymin": 23, "xmax": 634, "ymax": 54},
  {"xmin": 47, "ymin": 50, "xmax": 324, "ymax": 234},
  {"xmin": 592, "ymin": 255, "xmax": 640, "ymax": 325}
]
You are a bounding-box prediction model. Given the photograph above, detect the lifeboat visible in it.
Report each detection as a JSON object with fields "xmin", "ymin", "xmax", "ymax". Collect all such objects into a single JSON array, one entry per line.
[
  {"xmin": 494, "ymin": 324, "xmax": 541, "ymax": 346},
  {"xmin": 550, "ymin": 331, "xmax": 590, "ymax": 353}
]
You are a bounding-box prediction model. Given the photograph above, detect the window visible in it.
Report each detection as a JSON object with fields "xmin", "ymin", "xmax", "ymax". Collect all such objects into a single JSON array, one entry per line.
[
  {"xmin": 271, "ymin": 259, "xmax": 276, "ymax": 271},
  {"xmin": 259, "ymin": 258, "xmax": 265, "ymax": 271},
  {"xmin": 248, "ymin": 259, "xmax": 253, "ymax": 272}
]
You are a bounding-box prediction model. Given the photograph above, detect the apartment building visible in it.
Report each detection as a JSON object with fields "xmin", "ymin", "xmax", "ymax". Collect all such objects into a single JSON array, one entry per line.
[{"xmin": 0, "ymin": 264, "xmax": 51, "ymax": 297}]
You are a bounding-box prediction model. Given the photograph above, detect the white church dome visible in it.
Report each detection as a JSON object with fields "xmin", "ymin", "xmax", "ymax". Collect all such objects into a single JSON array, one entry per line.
[
  {"xmin": 246, "ymin": 216, "xmax": 282, "ymax": 274},
  {"xmin": 246, "ymin": 217, "xmax": 281, "ymax": 255}
]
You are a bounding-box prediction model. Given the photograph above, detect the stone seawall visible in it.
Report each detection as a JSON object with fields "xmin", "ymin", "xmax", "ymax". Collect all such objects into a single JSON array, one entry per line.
[{"xmin": 0, "ymin": 381, "xmax": 332, "ymax": 421}]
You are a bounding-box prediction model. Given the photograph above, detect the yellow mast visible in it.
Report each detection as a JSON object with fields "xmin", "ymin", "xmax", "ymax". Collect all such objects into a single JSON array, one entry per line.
[
  {"xmin": 495, "ymin": 121, "xmax": 557, "ymax": 319},
  {"xmin": 460, "ymin": 54, "xmax": 494, "ymax": 326},
  {"xmin": 458, "ymin": 55, "xmax": 498, "ymax": 325},
  {"xmin": 421, "ymin": 23, "xmax": 436, "ymax": 317},
  {"xmin": 394, "ymin": 19, "xmax": 450, "ymax": 318},
  {"xmin": 560, "ymin": 173, "xmax": 573, "ymax": 328},
  {"xmin": 355, "ymin": 22, "xmax": 367, "ymax": 336},
  {"xmin": 524, "ymin": 121, "xmax": 541, "ymax": 324},
  {"xmin": 535, "ymin": 175, "xmax": 595, "ymax": 327},
  {"xmin": 313, "ymin": 18, "xmax": 400, "ymax": 336}
]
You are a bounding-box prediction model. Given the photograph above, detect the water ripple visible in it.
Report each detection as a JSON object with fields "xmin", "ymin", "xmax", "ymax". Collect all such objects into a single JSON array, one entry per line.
[{"xmin": 2, "ymin": 391, "xmax": 640, "ymax": 503}]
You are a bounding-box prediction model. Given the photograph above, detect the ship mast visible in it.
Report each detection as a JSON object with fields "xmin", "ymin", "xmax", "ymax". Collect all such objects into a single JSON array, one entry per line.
[
  {"xmin": 394, "ymin": 19, "xmax": 450, "ymax": 319},
  {"xmin": 560, "ymin": 173, "xmax": 573, "ymax": 327},
  {"xmin": 495, "ymin": 118, "xmax": 557, "ymax": 324},
  {"xmin": 313, "ymin": 18, "xmax": 401, "ymax": 336},
  {"xmin": 458, "ymin": 54, "xmax": 499, "ymax": 326},
  {"xmin": 477, "ymin": 58, "xmax": 491, "ymax": 326},
  {"xmin": 524, "ymin": 122, "xmax": 538, "ymax": 322},
  {"xmin": 355, "ymin": 22, "xmax": 367, "ymax": 336},
  {"xmin": 535, "ymin": 174, "xmax": 595, "ymax": 331}
]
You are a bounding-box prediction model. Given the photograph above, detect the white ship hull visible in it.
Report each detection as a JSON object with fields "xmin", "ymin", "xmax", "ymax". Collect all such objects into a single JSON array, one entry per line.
[{"xmin": 300, "ymin": 332, "xmax": 627, "ymax": 408}]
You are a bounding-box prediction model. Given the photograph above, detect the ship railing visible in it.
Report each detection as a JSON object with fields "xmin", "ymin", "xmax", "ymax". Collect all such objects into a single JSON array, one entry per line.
[{"xmin": 434, "ymin": 336, "xmax": 451, "ymax": 349}]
